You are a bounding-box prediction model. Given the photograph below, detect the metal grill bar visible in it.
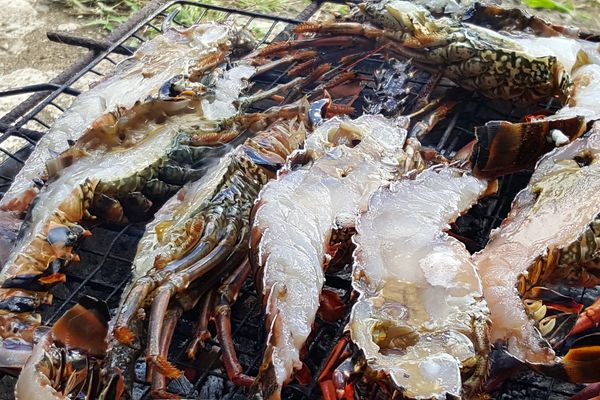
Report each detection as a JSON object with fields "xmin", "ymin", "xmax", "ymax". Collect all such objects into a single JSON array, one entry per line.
[{"xmin": 47, "ymin": 31, "xmax": 136, "ymax": 55}]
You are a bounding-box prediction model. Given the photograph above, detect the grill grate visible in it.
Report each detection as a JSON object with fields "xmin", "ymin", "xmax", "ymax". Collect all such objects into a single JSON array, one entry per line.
[{"xmin": 0, "ymin": 2, "xmax": 593, "ymax": 399}]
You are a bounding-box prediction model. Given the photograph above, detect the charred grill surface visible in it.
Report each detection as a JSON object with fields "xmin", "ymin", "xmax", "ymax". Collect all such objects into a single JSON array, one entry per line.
[{"xmin": 0, "ymin": 1, "xmax": 591, "ymax": 399}]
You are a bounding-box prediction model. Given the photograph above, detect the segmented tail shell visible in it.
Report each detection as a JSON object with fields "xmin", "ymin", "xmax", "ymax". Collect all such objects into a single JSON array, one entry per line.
[
  {"xmin": 303, "ymin": 64, "xmax": 332, "ymax": 87},
  {"xmin": 472, "ymin": 116, "xmax": 586, "ymax": 178},
  {"xmin": 52, "ymin": 295, "xmax": 110, "ymax": 356}
]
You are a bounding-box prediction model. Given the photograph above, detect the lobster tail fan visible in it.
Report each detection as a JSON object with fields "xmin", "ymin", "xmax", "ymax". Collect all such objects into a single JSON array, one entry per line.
[
  {"xmin": 52, "ymin": 295, "xmax": 110, "ymax": 357},
  {"xmin": 472, "ymin": 116, "xmax": 586, "ymax": 178}
]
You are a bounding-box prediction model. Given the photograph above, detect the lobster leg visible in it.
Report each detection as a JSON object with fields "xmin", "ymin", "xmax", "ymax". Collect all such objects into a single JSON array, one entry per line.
[
  {"xmin": 114, "ymin": 157, "xmax": 260, "ymax": 347},
  {"xmin": 113, "ymin": 275, "xmax": 155, "ymax": 345},
  {"xmin": 317, "ymin": 335, "xmax": 354, "ymax": 400},
  {"xmin": 572, "ymin": 297, "xmax": 600, "ymax": 336},
  {"xmin": 149, "ymin": 306, "xmax": 182, "ymax": 399},
  {"xmin": 146, "ymin": 220, "xmax": 247, "ymax": 377},
  {"xmin": 408, "ymin": 99, "xmax": 459, "ymax": 140},
  {"xmin": 186, "ymin": 289, "xmax": 215, "ymax": 360},
  {"xmin": 237, "ymin": 76, "xmax": 304, "ymax": 109},
  {"xmin": 153, "ymin": 213, "xmax": 222, "ymax": 271},
  {"xmin": 251, "ymin": 50, "xmax": 318, "ymax": 75},
  {"xmin": 248, "ymin": 36, "xmax": 374, "ymax": 59},
  {"xmin": 215, "ymin": 259, "xmax": 254, "ymax": 387}
]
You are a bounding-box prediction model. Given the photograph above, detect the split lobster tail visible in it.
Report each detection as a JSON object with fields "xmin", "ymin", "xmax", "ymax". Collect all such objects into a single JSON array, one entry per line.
[
  {"xmin": 0, "ymin": 181, "xmax": 95, "ymax": 372},
  {"xmin": 15, "ymin": 295, "xmax": 110, "ymax": 399},
  {"xmin": 470, "ymin": 116, "xmax": 586, "ymax": 178}
]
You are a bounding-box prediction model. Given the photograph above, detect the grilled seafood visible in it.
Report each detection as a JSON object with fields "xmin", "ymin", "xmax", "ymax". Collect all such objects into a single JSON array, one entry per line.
[
  {"xmin": 250, "ymin": 114, "xmax": 427, "ymax": 398},
  {"xmin": 3, "ymin": 97, "xmax": 326, "ymax": 395},
  {"xmin": 15, "ymin": 296, "xmax": 110, "ymax": 400},
  {"xmin": 0, "ymin": 22, "xmax": 249, "ymax": 215},
  {"xmin": 458, "ymin": 32, "xmax": 600, "ymax": 178},
  {"xmin": 349, "ymin": 165, "xmax": 489, "ymax": 399},
  {"xmin": 0, "ymin": 22, "xmax": 254, "ymax": 269},
  {"xmin": 475, "ymin": 122, "xmax": 600, "ymax": 382},
  {"xmin": 293, "ymin": 0, "xmax": 571, "ymax": 104},
  {"xmin": 514, "ymin": 35, "xmax": 600, "ymax": 120},
  {"xmin": 0, "ymin": 26, "xmax": 331, "ymax": 373},
  {"xmin": 468, "ymin": 115, "xmax": 587, "ymax": 178},
  {"xmin": 0, "ymin": 112, "xmax": 194, "ymax": 370},
  {"xmin": 104, "ymin": 98, "xmax": 334, "ymax": 398}
]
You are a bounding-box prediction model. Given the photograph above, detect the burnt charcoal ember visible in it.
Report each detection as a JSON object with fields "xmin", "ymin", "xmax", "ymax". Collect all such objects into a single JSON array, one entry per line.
[
  {"xmin": 168, "ymin": 375, "xmax": 197, "ymax": 397},
  {"xmin": 223, "ymin": 393, "xmax": 250, "ymax": 400},
  {"xmin": 198, "ymin": 372, "xmax": 225, "ymax": 400},
  {"xmin": 452, "ymin": 200, "xmax": 495, "ymax": 252},
  {"xmin": 0, "ymin": 376, "xmax": 16, "ymax": 400},
  {"xmin": 491, "ymin": 370, "xmax": 584, "ymax": 399}
]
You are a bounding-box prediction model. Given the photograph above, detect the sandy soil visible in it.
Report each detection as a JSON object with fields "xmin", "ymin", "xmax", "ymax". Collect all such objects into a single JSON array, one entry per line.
[{"xmin": 0, "ymin": 0, "xmax": 107, "ymax": 117}]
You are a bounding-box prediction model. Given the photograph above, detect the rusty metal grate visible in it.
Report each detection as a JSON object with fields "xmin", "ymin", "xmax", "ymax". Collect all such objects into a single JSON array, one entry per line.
[{"xmin": 0, "ymin": 1, "xmax": 592, "ymax": 399}]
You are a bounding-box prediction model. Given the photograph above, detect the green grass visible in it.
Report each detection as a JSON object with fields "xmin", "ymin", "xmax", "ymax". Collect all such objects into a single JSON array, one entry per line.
[
  {"xmin": 56, "ymin": 0, "xmax": 328, "ymax": 33},
  {"xmin": 60, "ymin": 0, "xmax": 144, "ymax": 31},
  {"xmin": 522, "ymin": 0, "xmax": 575, "ymax": 14},
  {"xmin": 165, "ymin": 0, "xmax": 310, "ymax": 41},
  {"xmin": 173, "ymin": 0, "xmax": 310, "ymax": 20},
  {"xmin": 318, "ymin": 2, "xmax": 351, "ymax": 15}
]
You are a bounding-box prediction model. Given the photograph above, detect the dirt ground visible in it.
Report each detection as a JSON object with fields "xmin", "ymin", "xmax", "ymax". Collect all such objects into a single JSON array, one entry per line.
[
  {"xmin": 0, "ymin": 0, "xmax": 106, "ymax": 116},
  {"xmin": 1, "ymin": 0, "xmax": 599, "ymax": 118}
]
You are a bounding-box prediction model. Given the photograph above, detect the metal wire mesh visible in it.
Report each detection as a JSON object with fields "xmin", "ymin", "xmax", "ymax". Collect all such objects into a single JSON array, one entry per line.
[{"xmin": 0, "ymin": 1, "xmax": 593, "ymax": 399}]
